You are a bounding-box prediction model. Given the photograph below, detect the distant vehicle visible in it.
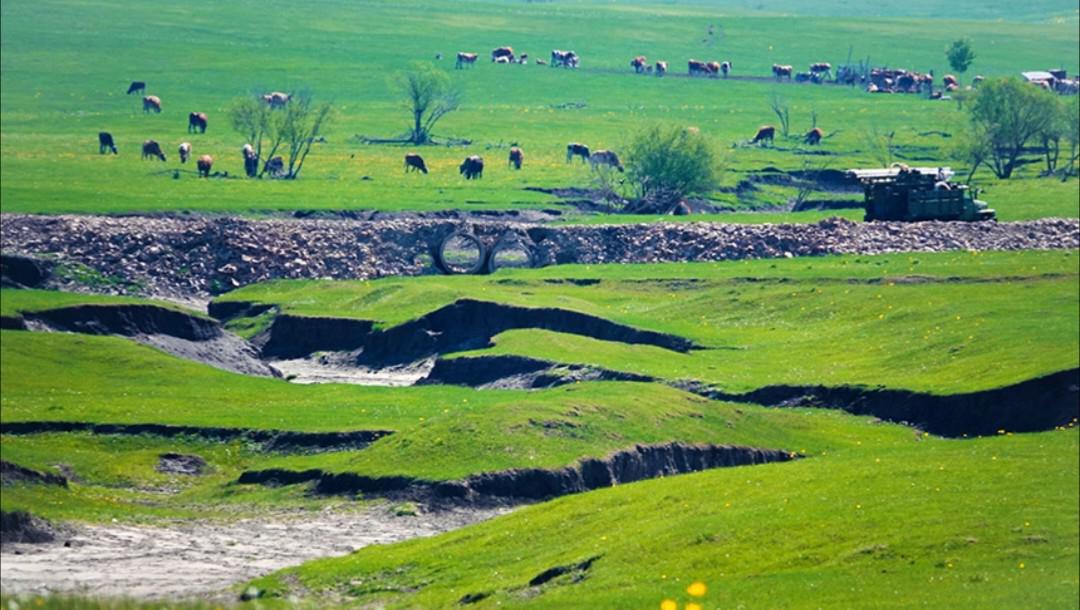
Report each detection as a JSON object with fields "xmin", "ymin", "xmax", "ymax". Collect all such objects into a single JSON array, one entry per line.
[{"xmin": 848, "ymin": 166, "xmax": 995, "ymax": 222}]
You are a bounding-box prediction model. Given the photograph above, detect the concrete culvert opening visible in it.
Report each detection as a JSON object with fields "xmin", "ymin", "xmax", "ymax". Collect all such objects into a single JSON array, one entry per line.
[
  {"xmin": 436, "ymin": 232, "xmax": 486, "ymax": 275},
  {"xmin": 488, "ymin": 239, "xmax": 535, "ymax": 272}
]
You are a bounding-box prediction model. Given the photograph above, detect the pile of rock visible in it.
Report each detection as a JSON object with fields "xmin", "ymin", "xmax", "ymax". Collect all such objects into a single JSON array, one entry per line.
[{"xmin": 1, "ymin": 213, "xmax": 1076, "ymax": 299}]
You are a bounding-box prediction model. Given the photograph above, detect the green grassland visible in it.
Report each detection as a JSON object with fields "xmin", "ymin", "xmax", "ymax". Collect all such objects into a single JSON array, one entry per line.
[
  {"xmin": 3, "ymin": 250, "xmax": 1077, "ymax": 512},
  {"xmin": 252, "ymin": 429, "xmax": 1079, "ymax": 609},
  {"xmin": 1, "ymin": 0, "xmax": 1077, "ymax": 218},
  {"xmin": 218, "ymin": 249, "xmax": 1080, "ymax": 393}
]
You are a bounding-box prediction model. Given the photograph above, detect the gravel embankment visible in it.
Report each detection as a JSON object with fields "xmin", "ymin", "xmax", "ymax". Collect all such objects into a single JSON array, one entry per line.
[{"xmin": 1, "ymin": 214, "xmax": 1077, "ymax": 298}]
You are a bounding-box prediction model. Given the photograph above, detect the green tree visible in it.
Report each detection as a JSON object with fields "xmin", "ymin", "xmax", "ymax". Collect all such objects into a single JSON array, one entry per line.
[
  {"xmin": 395, "ymin": 62, "xmax": 461, "ymax": 144},
  {"xmin": 946, "ymin": 39, "xmax": 976, "ymax": 78},
  {"xmin": 229, "ymin": 90, "xmax": 333, "ymax": 179},
  {"xmin": 1062, "ymin": 96, "xmax": 1080, "ymax": 180},
  {"xmin": 966, "ymin": 78, "xmax": 1058, "ymax": 179},
  {"xmin": 624, "ymin": 125, "xmax": 718, "ymax": 212}
]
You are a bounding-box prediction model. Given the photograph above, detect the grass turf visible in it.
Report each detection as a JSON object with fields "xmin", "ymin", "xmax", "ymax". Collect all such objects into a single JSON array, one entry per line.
[
  {"xmin": 216, "ymin": 249, "xmax": 1080, "ymax": 393},
  {"xmin": 250, "ymin": 428, "xmax": 1079, "ymax": 609}
]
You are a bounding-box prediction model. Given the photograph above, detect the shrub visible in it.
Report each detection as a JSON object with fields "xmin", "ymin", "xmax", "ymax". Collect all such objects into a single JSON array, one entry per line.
[{"xmin": 624, "ymin": 125, "xmax": 717, "ymax": 212}]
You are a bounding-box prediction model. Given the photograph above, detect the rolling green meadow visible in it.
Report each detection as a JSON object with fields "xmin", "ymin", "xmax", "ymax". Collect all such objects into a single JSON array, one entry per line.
[
  {"xmin": 1, "ymin": 0, "xmax": 1078, "ymax": 218},
  {"xmin": 1, "ymin": 0, "xmax": 1079, "ymax": 608}
]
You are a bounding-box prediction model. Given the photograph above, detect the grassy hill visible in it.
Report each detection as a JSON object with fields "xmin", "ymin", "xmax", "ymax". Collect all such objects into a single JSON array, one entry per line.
[{"xmin": 216, "ymin": 249, "xmax": 1080, "ymax": 393}]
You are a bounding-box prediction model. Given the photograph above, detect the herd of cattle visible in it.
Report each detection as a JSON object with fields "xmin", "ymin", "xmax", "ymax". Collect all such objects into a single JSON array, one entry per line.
[
  {"xmin": 96, "ymin": 52, "xmax": 1073, "ymax": 183},
  {"xmin": 98, "ymin": 82, "xmax": 297, "ymax": 179},
  {"xmin": 401, "ymin": 143, "xmax": 622, "ymax": 180},
  {"xmin": 450, "ymin": 46, "xmax": 1080, "ymax": 99}
]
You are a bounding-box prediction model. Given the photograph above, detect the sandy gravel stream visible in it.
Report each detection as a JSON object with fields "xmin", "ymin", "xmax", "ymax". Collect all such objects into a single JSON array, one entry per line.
[{"xmin": 0, "ymin": 504, "xmax": 509, "ymax": 600}]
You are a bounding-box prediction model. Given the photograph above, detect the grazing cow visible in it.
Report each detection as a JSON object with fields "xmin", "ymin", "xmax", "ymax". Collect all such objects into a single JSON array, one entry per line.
[
  {"xmin": 459, "ymin": 155, "xmax": 484, "ymax": 180},
  {"xmin": 264, "ymin": 156, "xmax": 286, "ymax": 177},
  {"xmin": 706, "ymin": 61, "xmax": 721, "ymax": 77},
  {"xmin": 492, "ymin": 47, "xmax": 515, "ymax": 63},
  {"xmin": 196, "ymin": 155, "xmax": 213, "ymax": 178},
  {"xmin": 178, "ymin": 142, "xmax": 192, "ymax": 163},
  {"xmin": 655, "ymin": 61, "xmax": 667, "ymax": 76},
  {"xmin": 508, "ymin": 146, "xmax": 523, "ymax": 170},
  {"xmin": 804, "ymin": 127, "xmax": 824, "ymax": 146},
  {"xmin": 810, "ymin": 62, "xmax": 832, "ymax": 79},
  {"xmin": 589, "ymin": 150, "xmax": 623, "ymax": 172},
  {"xmin": 262, "ymin": 91, "xmax": 291, "ymax": 108},
  {"xmin": 720, "ymin": 61, "xmax": 731, "ymax": 78},
  {"xmin": 772, "ymin": 64, "xmax": 793, "ymax": 80},
  {"xmin": 141, "ymin": 139, "xmax": 165, "ymax": 161},
  {"xmin": 404, "ymin": 153, "xmax": 428, "ymax": 174},
  {"xmin": 551, "ymin": 50, "xmax": 579, "ymax": 68},
  {"xmin": 126, "ymin": 81, "xmax": 146, "ymax": 95},
  {"xmin": 98, "ymin": 132, "xmax": 117, "ymax": 154},
  {"xmin": 241, "ymin": 144, "xmax": 258, "ymax": 177},
  {"xmin": 688, "ymin": 59, "xmax": 709, "ymax": 77},
  {"xmin": 631, "ymin": 56, "xmax": 648, "ymax": 73},
  {"xmin": 751, "ymin": 125, "xmax": 775, "ymax": 145},
  {"xmin": 187, "ymin": 112, "xmax": 208, "ymax": 134},
  {"xmin": 566, "ymin": 142, "xmax": 590, "ymax": 163},
  {"xmin": 142, "ymin": 95, "xmax": 162, "ymax": 113},
  {"xmin": 942, "ymin": 74, "xmax": 959, "ymax": 88}
]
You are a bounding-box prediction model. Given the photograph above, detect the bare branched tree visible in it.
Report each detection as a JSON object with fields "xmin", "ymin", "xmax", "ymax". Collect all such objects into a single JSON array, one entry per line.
[
  {"xmin": 770, "ymin": 94, "xmax": 790, "ymax": 137},
  {"xmin": 229, "ymin": 90, "xmax": 333, "ymax": 179},
  {"xmin": 396, "ymin": 62, "xmax": 462, "ymax": 145},
  {"xmin": 862, "ymin": 126, "xmax": 896, "ymax": 167}
]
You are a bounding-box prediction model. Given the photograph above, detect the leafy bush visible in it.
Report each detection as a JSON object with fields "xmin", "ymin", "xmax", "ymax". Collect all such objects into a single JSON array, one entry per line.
[{"xmin": 624, "ymin": 125, "xmax": 718, "ymax": 212}]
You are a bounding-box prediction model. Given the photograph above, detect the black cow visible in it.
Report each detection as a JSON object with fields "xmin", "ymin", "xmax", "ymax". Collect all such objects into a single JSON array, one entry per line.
[{"xmin": 98, "ymin": 132, "xmax": 117, "ymax": 154}]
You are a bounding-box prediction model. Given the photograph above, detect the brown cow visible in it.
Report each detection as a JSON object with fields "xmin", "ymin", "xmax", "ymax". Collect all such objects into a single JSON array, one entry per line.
[
  {"xmin": 196, "ymin": 155, "xmax": 213, "ymax": 178},
  {"xmin": 772, "ymin": 64, "xmax": 793, "ymax": 80},
  {"xmin": 142, "ymin": 95, "xmax": 162, "ymax": 113},
  {"xmin": 942, "ymin": 74, "xmax": 959, "ymax": 88},
  {"xmin": 804, "ymin": 127, "xmax": 824, "ymax": 146},
  {"xmin": 655, "ymin": 61, "xmax": 668, "ymax": 76},
  {"xmin": 566, "ymin": 142, "xmax": 590, "ymax": 163},
  {"xmin": 508, "ymin": 147, "xmax": 523, "ymax": 170},
  {"xmin": 459, "ymin": 155, "xmax": 484, "ymax": 179},
  {"xmin": 404, "ymin": 153, "xmax": 428, "ymax": 174},
  {"xmin": 141, "ymin": 139, "xmax": 165, "ymax": 161},
  {"xmin": 98, "ymin": 132, "xmax": 117, "ymax": 154},
  {"xmin": 631, "ymin": 56, "xmax": 648, "ymax": 73},
  {"xmin": 456, "ymin": 52, "xmax": 478, "ymax": 69},
  {"xmin": 706, "ymin": 61, "xmax": 721, "ymax": 77},
  {"xmin": 262, "ymin": 92, "xmax": 291, "ymax": 108},
  {"xmin": 720, "ymin": 61, "xmax": 731, "ymax": 78},
  {"xmin": 751, "ymin": 125, "xmax": 775, "ymax": 145},
  {"xmin": 492, "ymin": 47, "xmax": 514, "ymax": 62},
  {"xmin": 187, "ymin": 112, "xmax": 208, "ymax": 134},
  {"xmin": 688, "ymin": 59, "xmax": 709, "ymax": 77},
  {"xmin": 264, "ymin": 156, "xmax": 285, "ymax": 177},
  {"xmin": 178, "ymin": 142, "xmax": 192, "ymax": 163},
  {"xmin": 589, "ymin": 150, "xmax": 623, "ymax": 172}
]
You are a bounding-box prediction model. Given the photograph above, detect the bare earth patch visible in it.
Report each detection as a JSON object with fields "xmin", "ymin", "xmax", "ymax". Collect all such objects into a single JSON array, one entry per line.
[{"xmin": 0, "ymin": 504, "xmax": 509, "ymax": 600}]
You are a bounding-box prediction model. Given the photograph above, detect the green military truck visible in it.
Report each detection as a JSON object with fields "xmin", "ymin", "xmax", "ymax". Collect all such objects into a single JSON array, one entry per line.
[{"xmin": 848, "ymin": 167, "xmax": 996, "ymax": 222}]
